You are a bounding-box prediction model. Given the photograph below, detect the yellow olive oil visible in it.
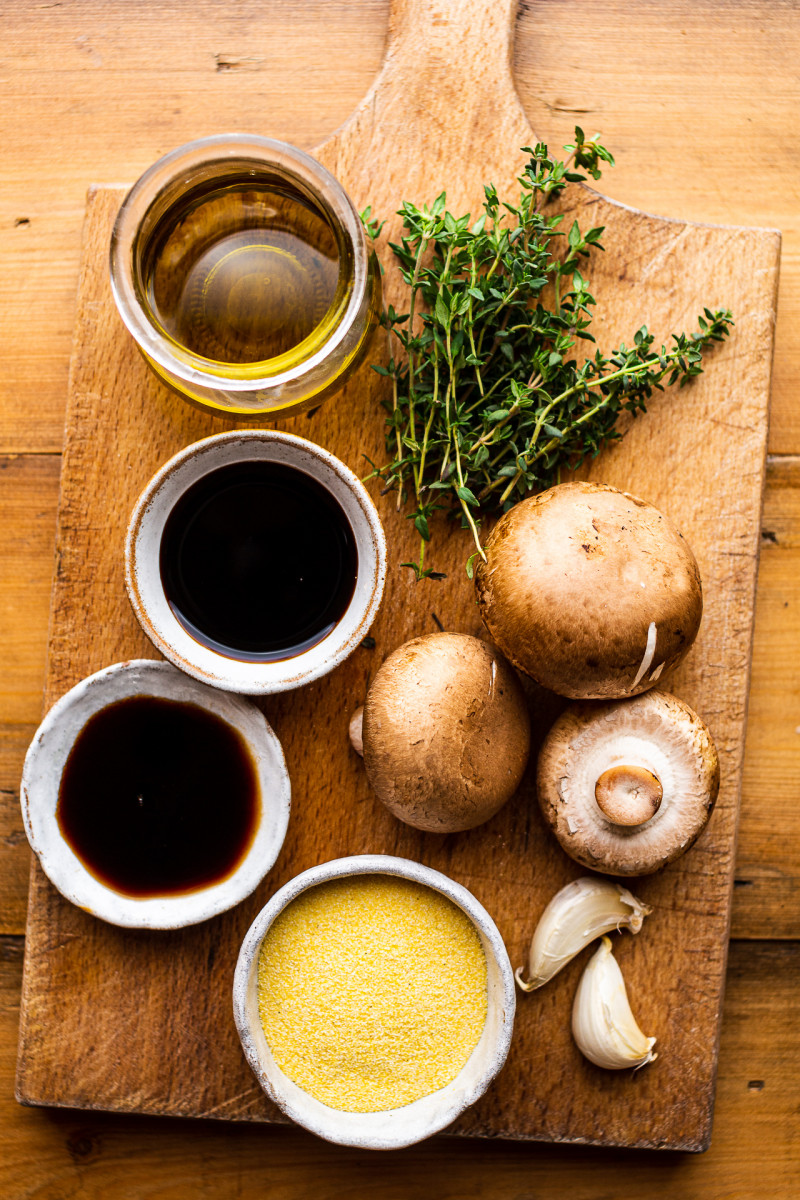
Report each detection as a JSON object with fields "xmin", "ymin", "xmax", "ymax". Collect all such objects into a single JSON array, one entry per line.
[{"xmin": 140, "ymin": 174, "xmax": 340, "ymax": 366}]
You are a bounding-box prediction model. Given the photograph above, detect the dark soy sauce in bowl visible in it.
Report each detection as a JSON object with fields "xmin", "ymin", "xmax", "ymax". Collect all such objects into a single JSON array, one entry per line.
[
  {"xmin": 56, "ymin": 695, "xmax": 259, "ymax": 898},
  {"xmin": 159, "ymin": 460, "xmax": 358, "ymax": 661}
]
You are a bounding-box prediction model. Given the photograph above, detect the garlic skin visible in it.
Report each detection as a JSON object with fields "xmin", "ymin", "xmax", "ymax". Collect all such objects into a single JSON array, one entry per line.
[
  {"xmin": 572, "ymin": 936, "xmax": 657, "ymax": 1070},
  {"xmin": 515, "ymin": 877, "xmax": 652, "ymax": 992}
]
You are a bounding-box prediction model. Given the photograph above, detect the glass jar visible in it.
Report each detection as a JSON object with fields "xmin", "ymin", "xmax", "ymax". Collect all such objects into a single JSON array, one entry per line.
[{"xmin": 110, "ymin": 134, "xmax": 381, "ymax": 418}]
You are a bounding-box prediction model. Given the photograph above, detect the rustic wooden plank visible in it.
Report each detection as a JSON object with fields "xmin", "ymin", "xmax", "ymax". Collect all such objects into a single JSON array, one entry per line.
[
  {"xmin": 0, "ymin": 456, "xmax": 60, "ymax": 725},
  {"xmin": 2, "ymin": 440, "xmax": 791, "ymax": 945},
  {"xmin": 734, "ymin": 456, "xmax": 800, "ymax": 938},
  {"xmin": 0, "ymin": 452, "xmax": 58, "ymax": 933},
  {"xmin": 0, "ymin": 728, "xmax": 37, "ymax": 936},
  {"xmin": 4, "ymin": 0, "xmax": 800, "ymax": 458},
  {"xmin": 15, "ymin": 0, "xmax": 780, "ymax": 1150},
  {"xmin": 0, "ymin": 451, "xmax": 58, "ymax": 934},
  {"xmin": 4, "ymin": 939, "xmax": 798, "ymax": 1196},
  {"xmin": 0, "ymin": 445, "xmax": 794, "ymax": 940},
  {"xmin": 513, "ymin": 0, "xmax": 800, "ymax": 457},
  {"xmin": 0, "ymin": 0, "xmax": 389, "ymax": 454},
  {"xmin": 0, "ymin": 437, "xmax": 791, "ymax": 944}
]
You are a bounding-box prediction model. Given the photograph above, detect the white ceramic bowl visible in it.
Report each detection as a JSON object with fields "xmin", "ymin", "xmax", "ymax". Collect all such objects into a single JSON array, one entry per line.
[
  {"xmin": 20, "ymin": 660, "xmax": 291, "ymax": 929},
  {"xmin": 125, "ymin": 431, "xmax": 386, "ymax": 694},
  {"xmin": 233, "ymin": 854, "xmax": 516, "ymax": 1149}
]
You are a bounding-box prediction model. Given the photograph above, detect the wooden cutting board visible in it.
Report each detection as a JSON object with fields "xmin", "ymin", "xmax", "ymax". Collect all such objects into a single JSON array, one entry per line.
[{"xmin": 16, "ymin": 0, "xmax": 780, "ymax": 1151}]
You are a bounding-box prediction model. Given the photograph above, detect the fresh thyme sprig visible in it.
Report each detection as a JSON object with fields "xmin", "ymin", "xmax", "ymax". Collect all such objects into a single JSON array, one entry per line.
[{"xmin": 361, "ymin": 128, "xmax": 733, "ymax": 580}]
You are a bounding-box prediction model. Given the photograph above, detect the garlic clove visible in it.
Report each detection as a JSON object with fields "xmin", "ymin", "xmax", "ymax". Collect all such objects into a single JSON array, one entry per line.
[
  {"xmin": 515, "ymin": 876, "xmax": 652, "ymax": 992},
  {"xmin": 571, "ymin": 936, "xmax": 657, "ymax": 1070}
]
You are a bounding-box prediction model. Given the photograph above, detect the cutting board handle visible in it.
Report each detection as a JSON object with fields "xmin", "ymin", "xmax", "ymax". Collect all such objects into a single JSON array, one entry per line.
[
  {"xmin": 319, "ymin": 0, "xmax": 533, "ymax": 212},
  {"xmin": 382, "ymin": 0, "xmax": 520, "ymax": 102}
]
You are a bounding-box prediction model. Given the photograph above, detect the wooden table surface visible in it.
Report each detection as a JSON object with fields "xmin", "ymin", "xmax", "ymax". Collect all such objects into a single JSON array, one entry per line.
[{"xmin": 1, "ymin": 1, "xmax": 797, "ymax": 1195}]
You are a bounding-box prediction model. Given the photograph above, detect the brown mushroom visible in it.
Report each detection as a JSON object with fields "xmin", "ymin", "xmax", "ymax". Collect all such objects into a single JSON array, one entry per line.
[
  {"xmin": 474, "ymin": 481, "xmax": 703, "ymax": 700},
  {"xmin": 536, "ymin": 689, "xmax": 719, "ymax": 875},
  {"xmin": 362, "ymin": 632, "xmax": 530, "ymax": 832}
]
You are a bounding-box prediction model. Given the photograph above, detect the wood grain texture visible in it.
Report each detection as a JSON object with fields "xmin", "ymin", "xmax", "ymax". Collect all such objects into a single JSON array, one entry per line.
[
  {"xmin": 14, "ymin": 0, "xmax": 781, "ymax": 1154},
  {"xmin": 6, "ymin": 940, "xmax": 800, "ymax": 1195},
  {"xmin": 0, "ymin": 449, "xmax": 795, "ymax": 943},
  {"xmin": 735, "ymin": 455, "xmax": 800, "ymax": 938},
  {"xmin": 0, "ymin": 456, "xmax": 59, "ymax": 937},
  {"xmin": 3, "ymin": 937, "xmax": 799, "ymax": 1197},
  {"xmin": 0, "ymin": 0, "xmax": 390, "ymax": 454},
  {"xmin": 0, "ymin": 456, "xmax": 60, "ymax": 726},
  {"xmin": 513, "ymin": 0, "xmax": 800, "ymax": 457},
  {"xmin": 0, "ymin": 729, "xmax": 38, "ymax": 938},
  {"xmin": 4, "ymin": 0, "xmax": 800, "ymax": 458}
]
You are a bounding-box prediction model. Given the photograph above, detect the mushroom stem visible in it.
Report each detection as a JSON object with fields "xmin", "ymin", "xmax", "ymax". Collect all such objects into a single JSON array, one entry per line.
[
  {"xmin": 594, "ymin": 765, "xmax": 663, "ymax": 826},
  {"xmin": 349, "ymin": 706, "xmax": 364, "ymax": 758}
]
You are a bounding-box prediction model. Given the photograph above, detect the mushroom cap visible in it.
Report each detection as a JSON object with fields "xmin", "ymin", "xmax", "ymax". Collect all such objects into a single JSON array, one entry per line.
[
  {"xmin": 536, "ymin": 689, "xmax": 719, "ymax": 875},
  {"xmin": 362, "ymin": 632, "xmax": 530, "ymax": 833},
  {"xmin": 474, "ymin": 481, "xmax": 703, "ymax": 699}
]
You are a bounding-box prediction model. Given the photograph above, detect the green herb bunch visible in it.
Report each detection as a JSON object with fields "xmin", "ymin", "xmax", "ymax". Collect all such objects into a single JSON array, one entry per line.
[{"xmin": 361, "ymin": 128, "xmax": 733, "ymax": 580}]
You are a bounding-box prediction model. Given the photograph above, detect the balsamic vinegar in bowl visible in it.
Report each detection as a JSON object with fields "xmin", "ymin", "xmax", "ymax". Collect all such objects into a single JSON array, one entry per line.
[
  {"xmin": 20, "ymin": 659, "xmax": 292, "ymax": 929},
  {"xmin": 57, "ymin": 695, "xmax": 259, "ymax": 898}
]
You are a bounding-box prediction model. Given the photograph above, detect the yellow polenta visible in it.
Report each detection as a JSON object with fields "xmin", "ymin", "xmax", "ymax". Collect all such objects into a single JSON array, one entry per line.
[{"xmin": 257, "ymin": 875, "xmax": 487, "ymax": 1112}]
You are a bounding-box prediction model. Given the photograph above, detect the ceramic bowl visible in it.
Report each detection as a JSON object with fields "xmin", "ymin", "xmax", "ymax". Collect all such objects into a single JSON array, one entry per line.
[
  {"xmin": 233, "ymin": 854, "xmax": 516, "ymax": 1149},
  {"xmin": 125, "ymin": 430, "xmax": 386, "ymax": 694},
  {"xmin": 20, "ymin": 659, "xmax": 291, "ymax": 929}
]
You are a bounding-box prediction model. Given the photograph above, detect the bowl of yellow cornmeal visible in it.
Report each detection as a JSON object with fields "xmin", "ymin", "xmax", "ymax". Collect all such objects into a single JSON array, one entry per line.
[{"xmin": 233, "ymin": 854, "xmax": 515, "ymax": 1148}]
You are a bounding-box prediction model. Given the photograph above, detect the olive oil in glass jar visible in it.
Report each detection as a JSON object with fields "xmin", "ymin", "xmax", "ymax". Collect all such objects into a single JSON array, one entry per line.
[{"xmin": 110, "ymin": 135, "xmax": 380, "ymax": 418}]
